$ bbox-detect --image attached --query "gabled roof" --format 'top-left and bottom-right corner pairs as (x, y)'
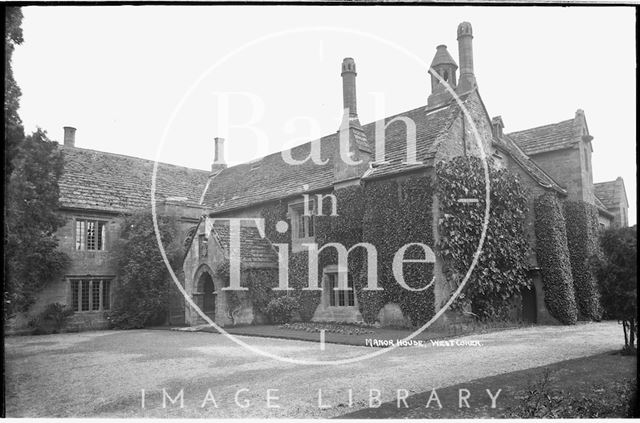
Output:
(59, 146), (210, 213)
(202, 97), (466, 213)
(210, 222), (278, 268)
(594, 178), (628, 210)
(495, 134), (567, 195)
(507, 118), (578, 155)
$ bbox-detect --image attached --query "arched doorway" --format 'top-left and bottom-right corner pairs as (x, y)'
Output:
(521, 285), (537, 323)
(196, 271), (216, 320)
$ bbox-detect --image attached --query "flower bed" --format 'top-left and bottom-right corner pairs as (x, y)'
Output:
(278, 322), (375, 336)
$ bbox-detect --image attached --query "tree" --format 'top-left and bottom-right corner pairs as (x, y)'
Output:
(5, 7), (25, 178)
(107, 210), (183, 329)
(4, 7), (70, 319)
(594, 225), (637, 353)
(4, 130), (70, 318)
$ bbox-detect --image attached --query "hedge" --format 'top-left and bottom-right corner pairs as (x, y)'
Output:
(563, 201), (603, 321)
(534, 193), (577, 325)
(436, 156), (530, 320)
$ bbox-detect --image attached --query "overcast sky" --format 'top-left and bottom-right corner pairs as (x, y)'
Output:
(13, 6), (636, 224)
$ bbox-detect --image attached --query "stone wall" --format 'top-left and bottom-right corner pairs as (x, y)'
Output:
(529, 147), (586, 202)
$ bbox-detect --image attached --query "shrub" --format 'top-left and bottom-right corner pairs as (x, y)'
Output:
(593, 226), (637, 351)
(29, 303), (74, 334)
(505, 370), (637, 418)
(534, 193), (577, 325)
(436, 156), (530, 320)
(265, 296), (300, 324)
(563, 201), (602, 320)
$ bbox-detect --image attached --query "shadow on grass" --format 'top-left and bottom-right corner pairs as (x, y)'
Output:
(338, 351), (637, 419)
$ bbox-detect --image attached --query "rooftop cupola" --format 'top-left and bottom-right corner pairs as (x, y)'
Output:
(456, 21), (476, 93)
(427, 44), (458, 107)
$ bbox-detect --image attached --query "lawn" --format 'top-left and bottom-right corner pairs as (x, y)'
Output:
(4, 321), (630, 418)
(339, 351), (638, 418)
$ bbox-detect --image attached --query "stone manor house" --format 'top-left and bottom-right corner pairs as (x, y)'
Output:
(11, 22), (629, 331)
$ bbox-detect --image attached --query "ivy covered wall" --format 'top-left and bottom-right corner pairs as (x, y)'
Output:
(436, 156), (530, 320)
(362, 174), (435, 326)
(260, 199), (322, 321)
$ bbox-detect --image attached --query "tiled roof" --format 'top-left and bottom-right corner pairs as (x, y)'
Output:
(594, 180), (622, 210)
(507, 118), (578, 155)
(211, 222), (278, 268)
(59, 146), (210, 213)
(202, 98), (464, 213)
(362, 102), (462, 180)
(496, 135), (567, 195)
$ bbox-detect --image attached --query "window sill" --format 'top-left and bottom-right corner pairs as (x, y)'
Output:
(325, 305), (358, 310)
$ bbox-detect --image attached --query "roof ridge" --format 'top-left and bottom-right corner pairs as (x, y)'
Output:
(594, 179), (619, 186)
(506, 117), (574, 136)
(221, 101), (457, 171)
(60, 145), (211, 174)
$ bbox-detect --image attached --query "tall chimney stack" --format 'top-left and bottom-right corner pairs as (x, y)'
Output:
(341, 58), (359, 124)
(456, 22), (476, 93)
(211, 137), (227, 172)
(63, 126), (76, 147)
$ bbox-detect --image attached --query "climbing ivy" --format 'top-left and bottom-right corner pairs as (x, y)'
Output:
(260, 200), (321, 321)
(436, 156), (530, 320)
(363, 175), (435, 326)
(213, 260), (279, 324)
(563, 201), (602, 321)
(316, 186), (372, 322)
(534, 193), (577, 325)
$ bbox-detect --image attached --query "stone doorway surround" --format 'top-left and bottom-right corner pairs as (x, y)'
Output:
(192, 264), (219, 323)
(312, 264), (364, 323)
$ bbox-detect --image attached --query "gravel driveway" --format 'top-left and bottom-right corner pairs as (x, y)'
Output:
(4, 321), (623, 417)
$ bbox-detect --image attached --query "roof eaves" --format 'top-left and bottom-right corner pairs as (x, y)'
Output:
(596, 203), (614, 218)
(207, 183), (335, 216)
